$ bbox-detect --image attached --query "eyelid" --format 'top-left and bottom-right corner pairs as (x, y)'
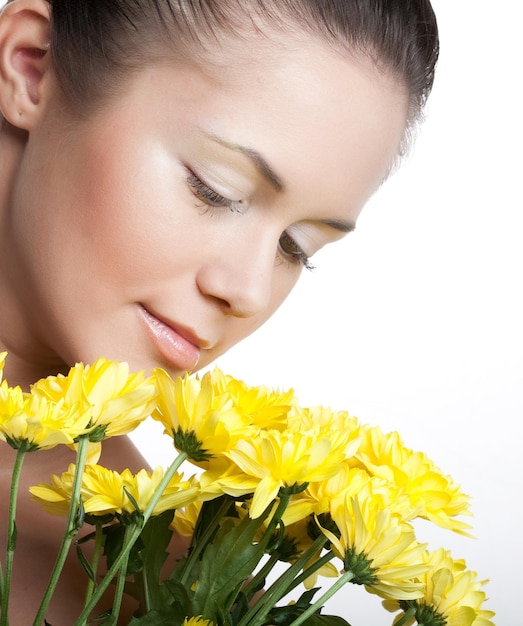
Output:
(186, 169), (245, 214)
(278, 231), (315, 271)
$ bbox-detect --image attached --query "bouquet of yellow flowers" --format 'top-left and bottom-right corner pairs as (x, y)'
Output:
(0, 354), (495, 625)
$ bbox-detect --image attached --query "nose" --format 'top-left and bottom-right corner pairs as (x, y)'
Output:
(196, 237), (275, 318)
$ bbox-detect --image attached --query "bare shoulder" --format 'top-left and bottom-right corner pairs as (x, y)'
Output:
(99, 434), (152, 472)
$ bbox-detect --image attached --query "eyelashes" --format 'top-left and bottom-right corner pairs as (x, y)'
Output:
(186, 171), (315, 271)
(278, 232), (315, 271)
(187, 172), (244, 214)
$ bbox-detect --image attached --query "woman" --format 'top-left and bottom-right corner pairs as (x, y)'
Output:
(0, 0), (438, 622)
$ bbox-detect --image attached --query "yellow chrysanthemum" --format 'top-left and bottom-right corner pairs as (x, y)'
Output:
(0, 384), (91, 450)
(384, 548), (495, 626)
(153, 368), (254, 463)
(320, 489), (428, 601)
(199, 461), (259, 500)
(171, 500), (203, 537)
(29, 463), (76, 516)
(30, 464), (200, 519)
(283, 465), (412, 528)
(280, 463), (358, 527)
(354, 425), (472, 534)
(31, 357), (156, 440)
(288, 405), (360, 437)
(226, 428), (350, 519)
(216, 371), (296, 431)
(288, 405), (362, 464)
(182, 618), (215, 626)
(199, 410), (360, 509)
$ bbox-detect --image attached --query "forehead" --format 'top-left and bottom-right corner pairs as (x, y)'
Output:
(63, 28), (408, 224)
(178, 31), (409, 212)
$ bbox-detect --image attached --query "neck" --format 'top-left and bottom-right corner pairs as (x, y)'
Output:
(0, 121), (69, 389)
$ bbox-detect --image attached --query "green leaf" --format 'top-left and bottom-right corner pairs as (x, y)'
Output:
(264, 589), (352, 626)
(191, 496), (238, 547)
(8, 520), (17, 551)
(128, 606), (186, 625)
(133, 510), (175, 610)
(103, 522), (144, 576)
(266, 609), (351, 626)
(163, 578), (193, 609)
(191, 511), (271, 619)
(76, 542), (96, 583)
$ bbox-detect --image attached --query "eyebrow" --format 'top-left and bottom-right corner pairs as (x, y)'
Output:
(203, 131), (284, 192)
(202, 130), (356, 234)
(320, 219), (356, 233)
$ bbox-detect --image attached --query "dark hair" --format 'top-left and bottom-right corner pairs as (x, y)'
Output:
(45, 0), (438, 124)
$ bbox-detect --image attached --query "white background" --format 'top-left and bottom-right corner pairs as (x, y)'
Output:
(136, 1), (522, 623)
(2, 0), (519, 623)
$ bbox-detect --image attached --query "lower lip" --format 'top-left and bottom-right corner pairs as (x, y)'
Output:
(137, 306), (200, 371)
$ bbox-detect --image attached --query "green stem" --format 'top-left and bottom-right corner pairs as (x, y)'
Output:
(83, 523), (105, 606)
(138, 556), (151, 616)
(32, 435), (90, 626)
(105, 525), (133, 626)
(263, 493), (292, 538)
(73, 451), (189, 626)
(179, 496), (233, 587)
(1, 444), (28, 626)
(283, 549), (335, 597)
(237, 534), (327, 626)
(393, 607), (417, 626)
(286, 568), (355, 626)
(241, 551), (280, 598)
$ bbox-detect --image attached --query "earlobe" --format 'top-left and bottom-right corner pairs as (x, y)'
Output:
(0, 0), (51, 130)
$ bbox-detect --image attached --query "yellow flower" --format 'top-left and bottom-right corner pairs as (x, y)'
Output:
(283, 465), (412, 528)
(199, 461), (259, 500)
(182, 618), (215, 626)
(384, 548), (495, 626)
(226, 428), (349, 519)
(30, 464), (200, 520)
(320, 489), (428, 601)
(171, 500), (203, 537)
(0, 385), (91, 451)
(216, 371), (296, 431)
(152, 368), (253, 463)
(31, 357), (156, 440)
(354, 425), (472, 535)
(29, 463), (76, 516)
(288, 405), (360, 437)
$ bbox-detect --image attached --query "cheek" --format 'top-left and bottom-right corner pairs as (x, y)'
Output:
(63, 134), (188, 285)
(240, 265), (301, 338)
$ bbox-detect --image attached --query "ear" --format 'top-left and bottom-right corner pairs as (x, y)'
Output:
(0, 0), (52, 130)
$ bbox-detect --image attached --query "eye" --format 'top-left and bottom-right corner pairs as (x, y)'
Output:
(186, 172), (244, 214)
(278, 232), (315, 271)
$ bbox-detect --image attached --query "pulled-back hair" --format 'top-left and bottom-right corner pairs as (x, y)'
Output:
(44, 0), (438, 123)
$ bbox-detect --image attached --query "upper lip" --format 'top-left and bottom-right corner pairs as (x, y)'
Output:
(139, 304), (213, 350)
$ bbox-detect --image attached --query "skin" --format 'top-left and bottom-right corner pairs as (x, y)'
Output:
(0, 0), (409, 622)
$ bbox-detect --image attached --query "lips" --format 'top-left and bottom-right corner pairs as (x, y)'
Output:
(137, 304), (203, 372)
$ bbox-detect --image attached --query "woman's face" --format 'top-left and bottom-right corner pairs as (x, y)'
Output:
(5, 33), (408, 380)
